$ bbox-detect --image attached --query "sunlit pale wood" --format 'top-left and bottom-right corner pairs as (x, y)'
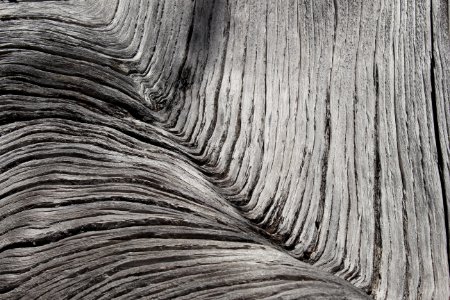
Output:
(0, 0), (448, 299)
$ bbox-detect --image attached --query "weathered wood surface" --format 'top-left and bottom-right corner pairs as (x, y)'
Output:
(0, 0), (448, 299)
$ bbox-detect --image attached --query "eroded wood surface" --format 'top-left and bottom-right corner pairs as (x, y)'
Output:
(0, 0), (448, 299)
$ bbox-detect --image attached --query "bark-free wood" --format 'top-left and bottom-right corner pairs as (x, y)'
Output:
(0, 0), (448, 299)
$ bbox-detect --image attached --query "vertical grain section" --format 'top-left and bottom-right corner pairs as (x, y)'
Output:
(431, 0), (450, 266)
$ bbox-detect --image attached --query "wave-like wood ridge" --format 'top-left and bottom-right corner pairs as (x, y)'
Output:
(0, 0), (448, 299)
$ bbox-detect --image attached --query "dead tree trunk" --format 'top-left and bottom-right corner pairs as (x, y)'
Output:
(0, 0), (448, 299)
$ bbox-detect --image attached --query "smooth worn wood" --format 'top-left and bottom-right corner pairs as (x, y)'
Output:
(0, 0), (448, 299)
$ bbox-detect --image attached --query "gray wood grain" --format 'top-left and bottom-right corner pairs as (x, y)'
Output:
(0, 0), (448, 299)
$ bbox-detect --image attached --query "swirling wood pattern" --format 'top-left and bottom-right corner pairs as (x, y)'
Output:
(0, 0), (448, 299)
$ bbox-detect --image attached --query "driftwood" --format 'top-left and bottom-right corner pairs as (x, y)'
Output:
(0, 0), (448, 299)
